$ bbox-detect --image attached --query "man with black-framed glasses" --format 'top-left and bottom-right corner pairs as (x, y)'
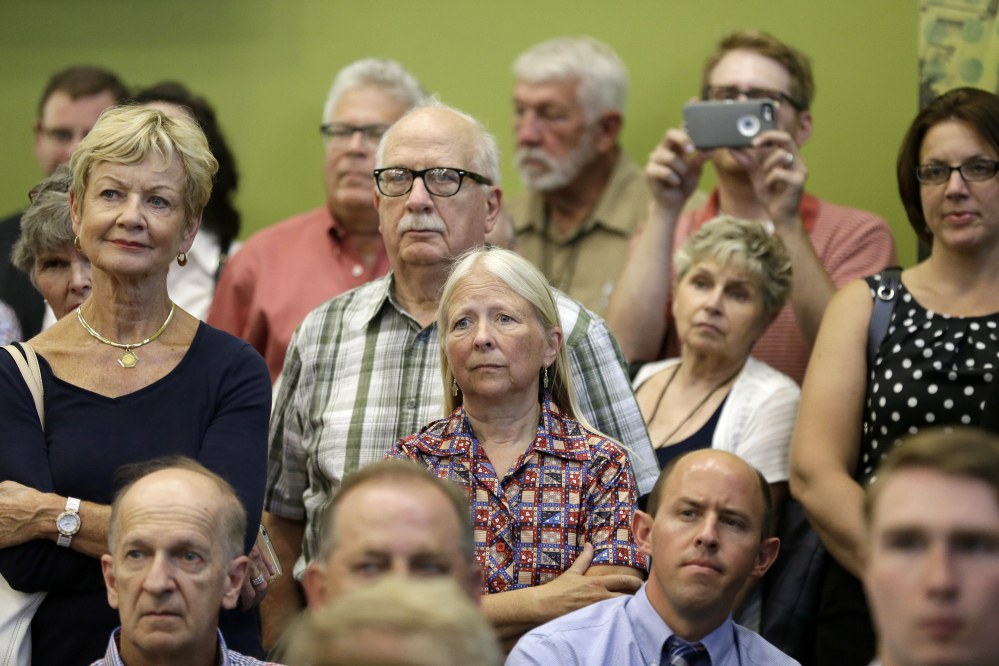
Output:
(264, 100), (660, 648)
(208, 58), (426, 386)
(608, 29), (897, 387)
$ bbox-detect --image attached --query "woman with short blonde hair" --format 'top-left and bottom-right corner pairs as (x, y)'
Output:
(0, 106), (272, 666)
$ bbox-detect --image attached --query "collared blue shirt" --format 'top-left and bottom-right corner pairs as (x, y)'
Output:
(506, 583), (799, 666)
(90, 627), (283, 666)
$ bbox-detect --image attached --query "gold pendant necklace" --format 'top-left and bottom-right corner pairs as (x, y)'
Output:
(77, 302), (176, 369)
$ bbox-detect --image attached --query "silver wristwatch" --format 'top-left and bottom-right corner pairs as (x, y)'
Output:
(56, 497), (81, 547)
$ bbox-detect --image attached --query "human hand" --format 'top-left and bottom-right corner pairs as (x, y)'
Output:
(0, 481), (49, 549)
(729, 130), (807, 231)
(534, 543), (643, 621)
(646, 128), (712, 215)
(238, 544), (275, 611)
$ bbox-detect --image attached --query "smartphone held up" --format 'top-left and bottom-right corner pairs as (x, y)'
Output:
(683, 100), (776, 150)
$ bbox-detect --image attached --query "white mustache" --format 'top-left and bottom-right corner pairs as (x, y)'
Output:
(515, 147), (557, 171)
(396, 212), (446, 234)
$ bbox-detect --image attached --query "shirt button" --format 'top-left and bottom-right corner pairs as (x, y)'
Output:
(408, 399), (416, 409)
(352, 264), (363, 277)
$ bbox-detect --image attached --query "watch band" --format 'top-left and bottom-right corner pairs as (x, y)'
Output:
(57, 497), (81, 548)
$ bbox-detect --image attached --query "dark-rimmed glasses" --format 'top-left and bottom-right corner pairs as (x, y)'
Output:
(703, 85), (805, 112)
(320, 123), (390, 147)
(373, 167), (492, 197)
(916, 159), (999, 186)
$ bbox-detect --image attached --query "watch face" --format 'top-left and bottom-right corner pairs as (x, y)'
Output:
(57, 512), (80, 535)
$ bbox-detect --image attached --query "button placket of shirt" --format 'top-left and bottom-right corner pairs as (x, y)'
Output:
(399, 324), (434, 434)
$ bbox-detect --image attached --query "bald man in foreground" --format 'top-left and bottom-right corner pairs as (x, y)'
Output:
(96, 459), (282, 666)
(508, 450), (797, 665)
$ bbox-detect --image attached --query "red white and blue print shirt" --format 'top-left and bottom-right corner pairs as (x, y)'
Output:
(387, 392), (646, 593)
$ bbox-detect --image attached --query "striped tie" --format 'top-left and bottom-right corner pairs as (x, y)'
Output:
(663, 635), (709, 666)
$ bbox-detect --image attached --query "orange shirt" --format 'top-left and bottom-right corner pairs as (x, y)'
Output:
(207, 207), (390, 383)
(663, 191), (897, 384)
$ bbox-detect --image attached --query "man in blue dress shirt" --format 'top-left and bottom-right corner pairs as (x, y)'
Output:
(507, 449), (797, 666)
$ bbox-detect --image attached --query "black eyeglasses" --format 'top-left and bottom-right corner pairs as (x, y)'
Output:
(373, 167), (492, 198)
(320, 123), (390, 147)
(916, 159), (999, 186)
(703, 85), (805, 111)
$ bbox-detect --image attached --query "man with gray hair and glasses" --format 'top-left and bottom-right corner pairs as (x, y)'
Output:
(507, 36), (675, 316)
(208, 58), (426, 383)
(264, 100), (657, 650)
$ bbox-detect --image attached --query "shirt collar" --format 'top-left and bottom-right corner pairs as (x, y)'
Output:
(104, 627), (228, 666)
(356, 272), (427, 334)
(514, 151), (638, 239)
(625, 584), (738, 666)
(407, 391), (593, 462)
(693, 188), (820, 234)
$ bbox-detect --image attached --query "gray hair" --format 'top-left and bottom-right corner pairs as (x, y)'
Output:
(12, 165), (75, 284)
(375, 97), (501, 186)
(322, 58), (427, 124)
(513, 36), (628, 123)
(437, 247), (585, 426)
(284, 577), (502, 666)
(674, 215), (793, 322)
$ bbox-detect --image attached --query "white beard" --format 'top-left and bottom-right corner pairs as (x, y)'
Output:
(515, 130), (597, 192)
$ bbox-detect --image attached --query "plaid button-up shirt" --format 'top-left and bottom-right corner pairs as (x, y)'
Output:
(265, 273), (657, 579)
(387, 393), (646, 592)
(90, 628), (282, 666)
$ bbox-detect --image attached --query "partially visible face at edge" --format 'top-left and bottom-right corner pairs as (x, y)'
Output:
(32, 243), (92, 319)
(864, 468), (999, 666)
(34, 90), (118, 177)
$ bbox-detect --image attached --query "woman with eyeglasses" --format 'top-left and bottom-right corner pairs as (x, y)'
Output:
(790, 86), (999, 666)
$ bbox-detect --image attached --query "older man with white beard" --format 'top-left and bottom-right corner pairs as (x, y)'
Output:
(506, 37), (696, 316)
(263, 101), (659, 647)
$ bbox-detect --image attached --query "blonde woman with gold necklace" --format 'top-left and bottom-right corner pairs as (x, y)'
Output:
(0, 107), (272, 666)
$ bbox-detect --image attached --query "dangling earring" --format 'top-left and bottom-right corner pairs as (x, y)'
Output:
(543, 366), (549, 390)
(452, 377), (459, 396)
(74, 236), (82, 252)
(177, 252), (188, 267)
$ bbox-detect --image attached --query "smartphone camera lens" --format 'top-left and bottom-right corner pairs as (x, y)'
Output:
(737, 114), (761, 138)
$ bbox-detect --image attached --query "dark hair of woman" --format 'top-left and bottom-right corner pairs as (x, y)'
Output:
(896, 86), (999, 245)
(130, 82), (241, 250)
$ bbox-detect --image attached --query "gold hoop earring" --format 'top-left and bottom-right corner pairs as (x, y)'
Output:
(177, 253), (188, 267)
(74, 236), (82, 252)
(452, 377), (459, 396)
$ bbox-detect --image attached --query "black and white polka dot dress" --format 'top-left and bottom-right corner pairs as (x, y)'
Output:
(859, 275), (999, 485)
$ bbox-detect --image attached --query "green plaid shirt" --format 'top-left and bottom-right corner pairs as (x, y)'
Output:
(265, 272), (657, 579)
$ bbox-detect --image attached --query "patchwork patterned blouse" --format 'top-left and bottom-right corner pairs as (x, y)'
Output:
(387, 392), (646, 593)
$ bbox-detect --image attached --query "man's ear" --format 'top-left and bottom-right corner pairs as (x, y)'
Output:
(793, 109), (813, 147)
(102, 554), (120, 610)
(221, 556), (250, 610)
(33, 119), (44, 163)
(749, 537), (781, 580)
(633, 510), (654, 559)
(594, 110), (623, 154)
(302, 561), (329, 612)
(483, 186), (502, 237)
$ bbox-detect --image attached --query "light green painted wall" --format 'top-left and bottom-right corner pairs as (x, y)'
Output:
(0, 0), (920, 266)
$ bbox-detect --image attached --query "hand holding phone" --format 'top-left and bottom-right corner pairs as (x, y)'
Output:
(683, 100), (777, 150)
(646, 128), (710, 213)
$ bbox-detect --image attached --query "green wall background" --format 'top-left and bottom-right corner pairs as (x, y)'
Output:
(0, 0), (920, 266)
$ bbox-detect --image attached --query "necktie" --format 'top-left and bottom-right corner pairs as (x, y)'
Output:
(663, 635), (709, 666)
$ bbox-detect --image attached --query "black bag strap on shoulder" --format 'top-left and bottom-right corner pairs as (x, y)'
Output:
(867, 268), (902, 369)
